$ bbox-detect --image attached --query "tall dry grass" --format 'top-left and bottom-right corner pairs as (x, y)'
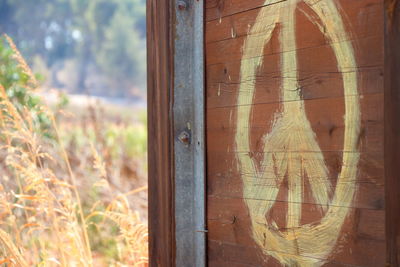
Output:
(0, 35), (148, 266)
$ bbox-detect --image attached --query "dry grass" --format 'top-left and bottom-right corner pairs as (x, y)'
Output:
(3, 34), (38, 89)
(0, 36), (148, 266)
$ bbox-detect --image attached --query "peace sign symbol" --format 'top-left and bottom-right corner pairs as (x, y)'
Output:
(235, 0), (361, 266)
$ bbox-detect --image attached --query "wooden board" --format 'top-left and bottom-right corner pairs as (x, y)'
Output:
(147, 1), (175, 266)
(205, 0), (386, 266)
(384, 0), (400, 265)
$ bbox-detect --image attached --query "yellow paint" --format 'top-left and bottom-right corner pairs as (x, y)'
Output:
(235, 0), (360, 266)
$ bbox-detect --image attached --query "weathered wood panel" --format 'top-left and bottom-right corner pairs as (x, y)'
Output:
(206, 0), (385, 266)
(147, 0), (175, 266)
(384, 0), (400, 265)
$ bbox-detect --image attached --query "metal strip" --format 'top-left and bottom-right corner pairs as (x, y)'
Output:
(174, 0), (205, 266)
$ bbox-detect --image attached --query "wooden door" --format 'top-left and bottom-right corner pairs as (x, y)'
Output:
(205, 0), (387, 266)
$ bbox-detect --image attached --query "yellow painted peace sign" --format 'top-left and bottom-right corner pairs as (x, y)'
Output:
(235, 0), (360, 266)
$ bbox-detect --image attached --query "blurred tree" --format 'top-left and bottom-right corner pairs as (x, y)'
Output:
(95, 1), (146, 91)
(0, 0), (146, 97)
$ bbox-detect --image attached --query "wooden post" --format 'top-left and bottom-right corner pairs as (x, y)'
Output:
(147, 0), (205, 266)
(385, 0), (400, 265)
(147, 0), (175, 266)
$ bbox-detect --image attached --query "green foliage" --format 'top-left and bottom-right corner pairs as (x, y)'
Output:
(84, 188), (120, 261)
(0, 0), (146, 96)
(104, 124), (147, 159)
(56, 91), (70, 110)
(96, 4), (146, 89)
(64, 121), (147, 161)
(0, 36), (52, 136)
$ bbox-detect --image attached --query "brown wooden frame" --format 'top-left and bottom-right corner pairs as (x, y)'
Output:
(147, 0), (206, 266)
(147, 0), (175, 266)
(385, 0), (400, 265)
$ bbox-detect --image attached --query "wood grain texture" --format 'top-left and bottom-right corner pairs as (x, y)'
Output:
(206, 0), (385, 266)
(147, 0), (175, 266)
(385, 0), (400, 265)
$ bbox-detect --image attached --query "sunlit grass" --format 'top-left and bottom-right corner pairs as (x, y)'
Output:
(0, 34), (148, 266)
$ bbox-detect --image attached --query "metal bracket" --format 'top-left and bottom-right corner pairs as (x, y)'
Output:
(173, 0), (205, 266)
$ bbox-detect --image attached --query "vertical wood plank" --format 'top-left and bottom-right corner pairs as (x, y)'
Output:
(385, 0), (400, 265)
(147, 0), (175, 266)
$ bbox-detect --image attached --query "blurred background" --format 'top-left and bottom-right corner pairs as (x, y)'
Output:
(0, 0), (148, 265)
(0, 0), (147, 99)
